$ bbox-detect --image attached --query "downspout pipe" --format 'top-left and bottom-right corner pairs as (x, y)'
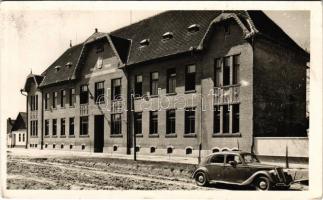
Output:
(20, 89), (28, 149)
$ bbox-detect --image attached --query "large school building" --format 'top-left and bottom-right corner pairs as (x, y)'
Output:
(22, 11), (309, 160)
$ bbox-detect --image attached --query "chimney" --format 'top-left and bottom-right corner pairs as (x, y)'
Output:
(69, 40), (72, 48)
(95, 28), (98, 33)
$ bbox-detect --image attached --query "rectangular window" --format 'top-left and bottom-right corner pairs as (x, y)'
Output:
(149, 111), (158, 134)
(52, 119), (57, 136)
(45, 120), (49, 136)
(61, 118), (65, 135)
(134, 112), (142, 135)
(23, 134), (25, 142)
(185, 108), (195, 134)
(19, 134), (21, 142)
(150, 72), (159, 96)
(167, 68), (176, 93)
(224, 23), (230, 35)
(166, 109), (176, 134)
(60, 90), (66, 108)
(185, 65), (196, 91)
(30, 96), (33, 111)
(30, 96), (38, 111)
(69, 117), (74, 135)
(111, 114), (121, 135)
(80, 116), (89, 135)
(214, 107), (220, 133)
(80, 85), (88, 104)
(111, 78), (121, 100)
(69, 88), (75, 106)
(134, 75), (143, 97)
(223, 105), (230, 133)
(52, 92), (57, 108)
(214, 58), (222, 87)
(95, 81), (105, 103)
(30, 121), (33, 136)
(232, 104), (240, 133)
(35, 95), (38, 110)
(233, 55), (240, 85)
(223, 57), (231, 86)
(45, 93), (49, 110)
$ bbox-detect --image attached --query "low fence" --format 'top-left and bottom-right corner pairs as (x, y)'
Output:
(254, 137), (308, 165)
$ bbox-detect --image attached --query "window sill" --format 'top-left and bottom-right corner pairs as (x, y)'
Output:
(52, 135), (58, 138)
(52, 108), (57, 110)
(212, 133), (241, 137)
(60, 135), (66, 138)
(60, 106), (65, 109)
(148, 134), (159, 138)
(184, 90), (196, 94)
(44, 135), (50, 138)
(69, 105), (75, 108)
(166, 92), (177, 96)
(110, 134), (123, 138)
(149, 95), (159, 98)
(134, 96), (143, 100)
(214, 84), (241, 89)
(79, 134), (90, 138)
(184, 133), (197, 138)
(135, 134), (143, 138)
(80, 103), (89, 106)
(165, 133), (177, 138)
(68, 135), (75, 138)
(30, 136), (39, 138)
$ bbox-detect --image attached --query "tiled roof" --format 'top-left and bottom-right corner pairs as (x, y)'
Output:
(7, 118), (15, 134)
(111, 11), (225, 65)
(38, 11), (308, 87)
(39, 43), (83, 87)
(11, 112), (27, 132)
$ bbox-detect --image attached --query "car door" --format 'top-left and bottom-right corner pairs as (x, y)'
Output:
(222, 154), (251, 183)
(205, 154), (225, 181)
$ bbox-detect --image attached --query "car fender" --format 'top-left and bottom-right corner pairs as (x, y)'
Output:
(240, 171), (274, 186)
(192, 167), (209, 179)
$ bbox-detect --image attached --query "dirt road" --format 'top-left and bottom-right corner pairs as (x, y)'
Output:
(7, 156), (207, 190)
(6, 152), (307, 190)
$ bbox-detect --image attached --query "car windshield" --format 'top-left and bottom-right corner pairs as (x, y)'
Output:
(242, 153), (259, 163)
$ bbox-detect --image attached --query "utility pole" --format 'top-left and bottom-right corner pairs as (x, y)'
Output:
(131, 89), (136, 161)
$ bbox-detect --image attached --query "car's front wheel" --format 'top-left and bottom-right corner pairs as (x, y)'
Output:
(254, 176), (272, 191)
(195, 171), (208, 186)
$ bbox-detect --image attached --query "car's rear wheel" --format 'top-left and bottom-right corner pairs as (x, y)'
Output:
(195, 171), (208, 186)
(254, 176), (272, 191)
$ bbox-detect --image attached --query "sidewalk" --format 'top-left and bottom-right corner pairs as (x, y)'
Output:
(7, 148), (308, 169)
(7, 148), (199, 165)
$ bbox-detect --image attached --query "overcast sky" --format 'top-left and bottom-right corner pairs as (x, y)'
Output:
(1, 9), (309, 121)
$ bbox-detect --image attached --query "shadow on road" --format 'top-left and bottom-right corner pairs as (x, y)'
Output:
(205, 183), (303, 191)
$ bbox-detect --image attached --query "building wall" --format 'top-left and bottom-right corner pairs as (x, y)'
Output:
(200, 20), (254, 155)
(253, 38), (307, 137)
(127, 20), (254, 157)
(41, 39), (128, 153)
(28, 83), (42, 149)
(11, 130), (27, 147)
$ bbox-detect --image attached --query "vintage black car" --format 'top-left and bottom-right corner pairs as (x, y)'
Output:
(192, 151), (293, 190)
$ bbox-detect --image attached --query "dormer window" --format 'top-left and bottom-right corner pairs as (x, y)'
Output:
(55, 66), (61, 72)
(139, 39), (150, 47)
(187, 24), (200, 33)
(65, 62), (73, 68)
(162, 32), (173, 41)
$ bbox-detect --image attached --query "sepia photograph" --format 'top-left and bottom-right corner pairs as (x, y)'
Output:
(0, 1), (322, 199)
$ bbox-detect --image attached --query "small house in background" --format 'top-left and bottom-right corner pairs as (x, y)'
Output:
(7, 112), (27, 148)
